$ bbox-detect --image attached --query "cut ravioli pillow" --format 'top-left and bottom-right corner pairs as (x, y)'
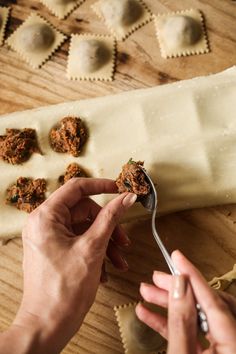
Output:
(154, 9), (209, 58)
(92, 0), (153, 40)
(67, 34), (116, 81)
(7, 13), (66, 68)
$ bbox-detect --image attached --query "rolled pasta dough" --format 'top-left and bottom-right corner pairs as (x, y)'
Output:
(0, 67), (236, 241)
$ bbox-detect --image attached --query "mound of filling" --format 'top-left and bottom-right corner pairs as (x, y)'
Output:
(50, 117), (87, 157)
(77, 39), (111, 74)
(0, 128), (40, 164)
(6, 177), (46, 213)
(161, 15), (202, 49)
(59, 163), (87, 185)
(116, 159), (150, 197)
(19, 23), (55, 53)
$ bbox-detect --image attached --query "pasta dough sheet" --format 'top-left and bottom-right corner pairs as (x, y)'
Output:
(0, 67), (236, 241)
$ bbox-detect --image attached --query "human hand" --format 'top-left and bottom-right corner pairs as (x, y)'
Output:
(136, 250), (236, 354)
(12, 178), (137, 354)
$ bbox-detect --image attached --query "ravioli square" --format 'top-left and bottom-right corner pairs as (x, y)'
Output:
(114, 303), (166, 354)
(0, 7), (10, 46)
(92, 0), (153, 41)
(67, 33), (116, 81)
(39, 0), (85, 20)
(154, 9), (209, 58)
(6, 13), (66, 69)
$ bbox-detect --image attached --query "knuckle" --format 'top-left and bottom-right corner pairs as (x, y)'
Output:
(205, 290), (228, 314)
(66, 176), (83, 188)
(75, 243), (102, 270)
(214, 295), (229, 312)
(23, 205), (53, 244)
(170, 313), (185, 330)
(102, 207), (118, 225)
(170, 308), (196, 330)
(86, 237), (105, 256)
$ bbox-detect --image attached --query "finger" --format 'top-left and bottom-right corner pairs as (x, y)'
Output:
(71, 198), (131, 246)
(70, 197), (100, 224)
(153, 271), (172, 292)
(218, 291), (236, 318)
(47, 178), (117, 209)
(112, 225), (131, 248)
(81, 192), (137, 248)
(172, 250), (220, 312)
(168, 275), (198, 354)
(106, 240), (129, 271)
(172, 250), (236, 340)
(100, 261), (108, 283)
(135, 303), (168, 339)
(140, 283), (168, 308)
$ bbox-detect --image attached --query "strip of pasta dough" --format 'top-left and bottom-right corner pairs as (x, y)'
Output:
(0, 67), (236, 242)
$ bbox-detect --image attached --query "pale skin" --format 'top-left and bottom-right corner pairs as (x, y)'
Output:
(0, 178), (235, 353)
(136, 251), (236, 354)
(0, 178), (137, 354)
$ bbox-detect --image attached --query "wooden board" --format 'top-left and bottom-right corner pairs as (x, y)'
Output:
(0, 0), (236, 353)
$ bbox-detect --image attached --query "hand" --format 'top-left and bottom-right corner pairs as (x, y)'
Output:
(136, 250), (236, 354)
(10, 178), (137, 354)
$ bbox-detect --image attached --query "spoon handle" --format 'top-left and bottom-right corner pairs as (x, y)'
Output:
(151, 208), (209, 334)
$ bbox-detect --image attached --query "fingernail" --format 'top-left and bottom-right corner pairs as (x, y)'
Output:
(172, 275), (186, 299)
(122, 193), (137, 208)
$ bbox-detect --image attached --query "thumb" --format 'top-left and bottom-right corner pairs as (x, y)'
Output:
(82, 192), (137, 247)
(167, 275), (198, 354)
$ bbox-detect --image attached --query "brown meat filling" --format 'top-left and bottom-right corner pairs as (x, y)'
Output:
(50, 117), (87, 157)
(0, 128), (40, 164)
(116, 159), (150, 197)
(59, 163), (87, 185)
(6, 177), (46, 213)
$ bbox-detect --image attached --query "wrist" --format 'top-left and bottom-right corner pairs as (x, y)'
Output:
(0, 324), (47, 354)
(12, 292), (89, 354)
(12, 306), (65, 354)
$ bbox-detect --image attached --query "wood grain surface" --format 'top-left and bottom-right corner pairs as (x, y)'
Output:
(0, 0), (236, 353)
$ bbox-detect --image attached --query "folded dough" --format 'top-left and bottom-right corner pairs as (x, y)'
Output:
(0, 67), (236, 241)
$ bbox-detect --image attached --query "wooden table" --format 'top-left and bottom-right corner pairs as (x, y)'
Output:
(0, 0), (236, 353)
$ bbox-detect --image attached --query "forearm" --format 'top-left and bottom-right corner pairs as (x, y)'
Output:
(0, 316), (73, 354)
(2, 291), (90, 354)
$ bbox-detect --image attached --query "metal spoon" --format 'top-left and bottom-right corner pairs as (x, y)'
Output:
(140, 167), (209, 334)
